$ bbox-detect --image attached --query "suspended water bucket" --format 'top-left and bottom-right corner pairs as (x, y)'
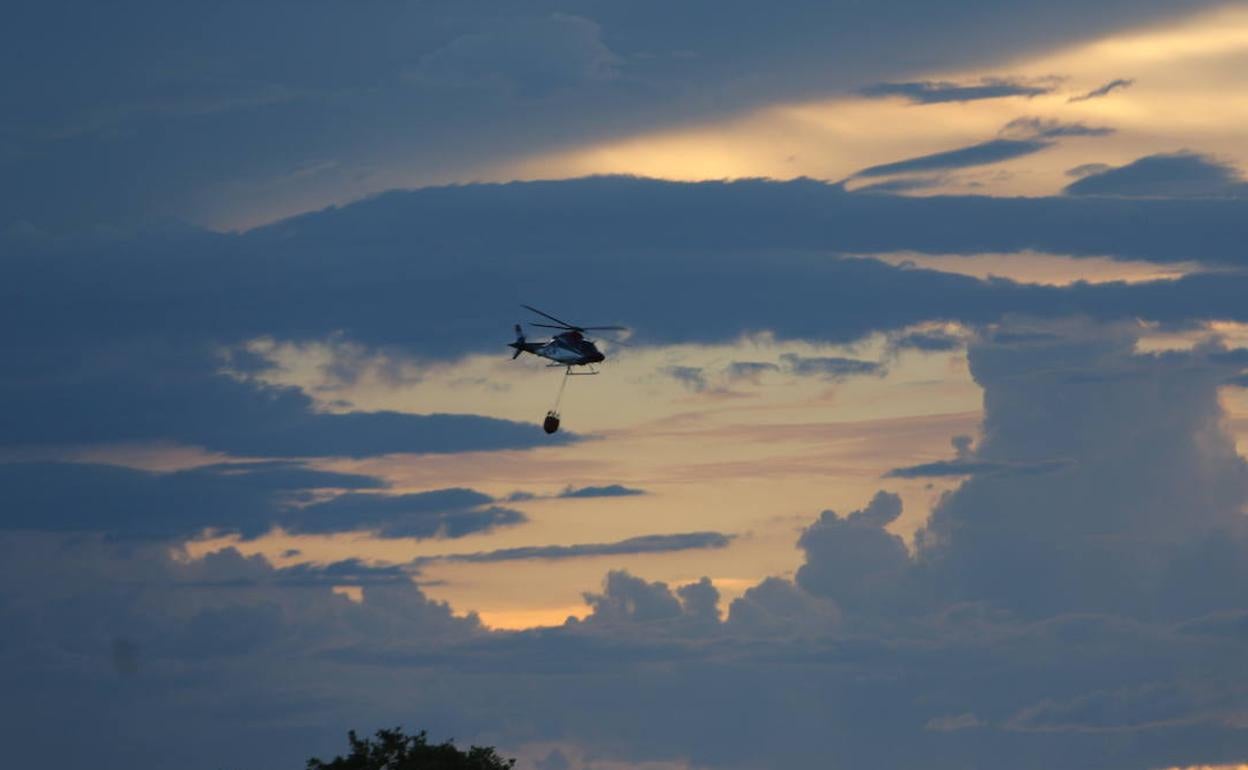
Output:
(543, 411), (561, 434)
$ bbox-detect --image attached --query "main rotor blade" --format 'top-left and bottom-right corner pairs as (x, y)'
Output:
(529, 323), (572, 330)
(521, 304), (577, 329)
(579, 325), (627, 331)
(594, 336), (633, 347)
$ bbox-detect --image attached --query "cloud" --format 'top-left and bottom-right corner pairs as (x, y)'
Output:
(1064, 152), (1248, 198)
(557, 484), (646, 498)
(412, 14), (621, 93)
(999, 117), (1115, 139)
(2, 0), (1211, 230)
(794, 491), (911, 615)
(885, 447), (1072, 477)
(1068, 77), (1135, 102)
(577, 570), (719, 629)
(661, 365), (710, 392)
(5, 319), (1248, 770)
(0, 460), (522, 541)
(725, 576), (841, 636)
(420, 532), (732, 565)
(780, 353), (884, 380)
(858, 77), (1055, 103)
(852, 176), (949, 194)
(853, 119), (1111, 180)
(724, 361), (781, 382)
(852, 139), (1052, 178)
(1066, 162), (1113, 178)
(915, 320), (1248, 620)
(884, 458), (1065, 477)
(0, 342), (572, 458)
(0, 460), (381, 540)
(287, 489), (526, 539)
(9, 176), (1248, 468)
(886, 328), (965, 352)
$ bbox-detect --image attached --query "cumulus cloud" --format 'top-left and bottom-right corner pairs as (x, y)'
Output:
(725, 576), (841, 636)
(5, 319), (1248, 769)
(916, 321), (1248, 619)
(578, 570), (705, 628)
(794, 491), (911, 616)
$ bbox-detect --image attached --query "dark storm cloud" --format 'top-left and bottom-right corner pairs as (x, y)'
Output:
(17, 176), (1248, 360)
(858, 78), (1055, 103)
(6, 316), (1248, 770)
(1, 0), (1213, 230)
(8, 176), (1248, 462)
(0, 460), (380, 539)
(915, 322), (1248, 620)
(417, 532), (732, 565)
(0, 460), (518, 541)
(0, 338), (570, 457)
(1068, 77), (1135, 102)
(1064, 151), (1248, 198)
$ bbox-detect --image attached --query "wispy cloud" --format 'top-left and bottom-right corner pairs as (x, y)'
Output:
(1067, 77), (1134, 102)
(557, 484), (646, 499)
(416, 532), (733, 564)
(859, 77), (1056, 104)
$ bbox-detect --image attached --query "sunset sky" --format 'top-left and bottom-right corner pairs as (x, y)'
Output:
(4, 2), (1248, 768)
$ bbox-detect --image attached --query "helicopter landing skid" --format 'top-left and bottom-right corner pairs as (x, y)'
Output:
(547, 364), (599, 375)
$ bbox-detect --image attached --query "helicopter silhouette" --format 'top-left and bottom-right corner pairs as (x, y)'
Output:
(508, 305), (627, 433)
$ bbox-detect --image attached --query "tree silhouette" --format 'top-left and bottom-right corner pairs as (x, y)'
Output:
(307, 728), (515, 770)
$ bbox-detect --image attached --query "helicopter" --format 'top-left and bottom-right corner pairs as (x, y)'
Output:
(508, 305), (627, 433)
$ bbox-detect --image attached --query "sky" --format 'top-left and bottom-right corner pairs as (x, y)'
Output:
(3, 2), (1248, 769)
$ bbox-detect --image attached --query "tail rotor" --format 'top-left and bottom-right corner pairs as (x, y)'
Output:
(509, 323), (525, 360)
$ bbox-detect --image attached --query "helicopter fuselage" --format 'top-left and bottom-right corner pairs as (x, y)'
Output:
(511, 330), (605, 367)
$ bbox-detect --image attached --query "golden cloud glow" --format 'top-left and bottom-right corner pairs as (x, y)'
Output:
(867, 251), (1202, 286)
(184, 334), (979, 626)
(487, 4), (1248, 201)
